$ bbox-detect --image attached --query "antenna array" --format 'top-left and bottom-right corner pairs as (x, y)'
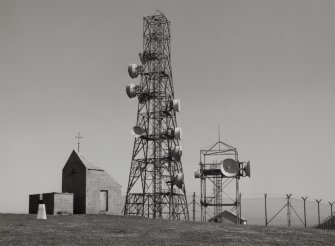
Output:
(195, 140), (250, 223)
(123, 12), (189, 220)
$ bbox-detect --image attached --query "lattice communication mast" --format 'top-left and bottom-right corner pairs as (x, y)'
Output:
(195, 140), (250, 223)
(124, 11), (189, 220)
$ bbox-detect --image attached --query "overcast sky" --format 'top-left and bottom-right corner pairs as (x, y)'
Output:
(1, 0), (334, 213)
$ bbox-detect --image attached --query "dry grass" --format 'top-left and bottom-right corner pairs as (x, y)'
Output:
(1, 214), (335, 245)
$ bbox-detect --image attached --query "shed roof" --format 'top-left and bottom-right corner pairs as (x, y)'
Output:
(208, 210), (247, 223)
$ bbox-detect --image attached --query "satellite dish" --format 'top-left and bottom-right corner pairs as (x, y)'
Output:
(131, 126), (146, 138)
(174, 173), (184, 189)
(172, 145), (182, 161)
(174, 127), (182, 140)
(244, 161), (251, 178)
(126, 83), (137, 98)
(172, 99), (180, 112)
(128, 64), (142, 78)
(139, 51), (148, 64)
(194, 169), (202, 178)
(139, 51), (145, 64)
(221, 158), (239, 177)
(139, 50), (159, 64)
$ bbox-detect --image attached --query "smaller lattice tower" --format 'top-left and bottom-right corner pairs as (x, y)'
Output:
(123, 11), (189, 220)
(195, 140), (250, 223)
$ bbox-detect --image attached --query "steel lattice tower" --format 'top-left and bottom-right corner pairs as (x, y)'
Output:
(124, 11), (189, 220)
(195, 138), (250, 223)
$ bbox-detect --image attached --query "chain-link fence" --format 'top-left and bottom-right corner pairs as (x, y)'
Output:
(186, 193), (334, 228)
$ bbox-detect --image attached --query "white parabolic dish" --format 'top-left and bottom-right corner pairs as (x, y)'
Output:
(221, 158), (239, 177)
(172, 99), (180, 112)
(175, 127), (182, 140)
(128, 64), (141, 78)
(126, 83), (137, 98)
(174, 173), (184, 189)
(244, 161), (251, 177)
(172, 145), (182, 161)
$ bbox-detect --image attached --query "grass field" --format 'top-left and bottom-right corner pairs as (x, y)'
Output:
(1, 214), (335, 245)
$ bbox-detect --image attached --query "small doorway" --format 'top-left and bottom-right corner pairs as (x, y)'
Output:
(100, 190), (108, 212)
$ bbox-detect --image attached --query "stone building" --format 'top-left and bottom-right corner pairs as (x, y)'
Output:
(62, 150), (122, 214)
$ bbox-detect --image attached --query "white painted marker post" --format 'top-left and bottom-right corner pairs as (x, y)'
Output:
(37, 194), (47, 220)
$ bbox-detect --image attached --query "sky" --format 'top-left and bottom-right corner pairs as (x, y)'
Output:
(0, 0), (334, 213)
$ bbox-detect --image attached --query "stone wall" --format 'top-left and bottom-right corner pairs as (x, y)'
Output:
(86, 170), (122, 214)
(54, 193), (73, 214)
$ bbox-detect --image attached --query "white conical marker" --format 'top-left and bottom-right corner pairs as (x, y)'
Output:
(37, 203), (47, 220)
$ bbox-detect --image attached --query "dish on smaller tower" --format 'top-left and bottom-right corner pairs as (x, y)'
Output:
(220, 158), (239, 177)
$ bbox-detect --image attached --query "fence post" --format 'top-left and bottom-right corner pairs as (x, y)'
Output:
(316, 199), (322, 226)
(193, 192), (196, 221)
(239, 193), (242, 222)
(286, 194), (292, 228)
(329, 202), (334, 218)
(302, 196), (308, 228)
(264, 193), (268, 226)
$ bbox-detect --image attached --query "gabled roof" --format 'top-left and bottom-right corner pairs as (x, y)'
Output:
(64, 150), (121, 188)
(73, 150), (104, 171)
